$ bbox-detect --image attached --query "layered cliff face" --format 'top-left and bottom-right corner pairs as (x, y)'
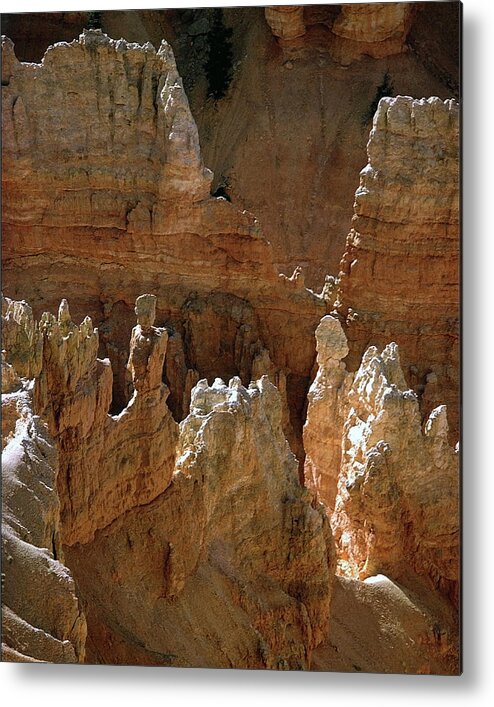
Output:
(328, 2), (414, 65)
(2, 5), (460, 288)
(2, 366), (86, 662)
(1, 8), (460, 674)
(2, 294), (334, 668)
(266, 3), (413, 64)
(303, 315), (459, 670)
(335, 95), (460, 439)
(1, 30), (328, 463)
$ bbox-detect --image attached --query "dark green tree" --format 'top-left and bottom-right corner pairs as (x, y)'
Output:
(87, 11), (102, 30)
(205, 9), (234, 100)
(362, 72), (394, 125)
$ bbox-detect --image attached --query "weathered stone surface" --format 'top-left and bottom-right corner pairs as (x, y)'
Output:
(265, 6), (306, 41)
(312, 574), (459, 675)
(1, 15), (460, 673)
(1, 31), (327, 460)
(2, 294), (43, 380)
(329, 3), (414, 65)
(331, 342), (459, 608)
(1, 392), (86, 662)
(335, 95), (460, 440)
(303, 315), (353, 512)
(65, 375), (335, 669)
(31, 296), (178, 547)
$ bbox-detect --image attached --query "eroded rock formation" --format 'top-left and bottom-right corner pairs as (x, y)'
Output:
(335, 95), (460, 439)
(1, 30), (326, 462)
(303, 315), (353, 513)
(1, 11), (460, 674)
(264, 6), (306, 43)
(2, 294), (335, 668)
(303, 316), (459, 669)
(31, 296), (178, 547)
(329, 3), (414, 65)
(332, 343), (459, 604)
(304, 316), (459, 602)
(1, 390), (86, 662)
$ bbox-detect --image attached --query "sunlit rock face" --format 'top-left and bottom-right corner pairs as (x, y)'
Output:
(303, 316), (459, 670)
(304, 316), (459, 609)
(1, 30), (327, 462)
(1, 390), (86, 662)
(1, 10), (459, 674)
(332, 342), (459, 606)
(335, 95), (460, 441)
(2, 296), (335, 668)
(303, 315), (353, 513)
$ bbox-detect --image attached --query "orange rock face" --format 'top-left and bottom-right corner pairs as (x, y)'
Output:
(336, 95), (460, 439)
(264, 6), (306, 42)
(1, 12), (460, 674)
(303, 317), (459, 670)
(32, 296), (178, 547)
(2, 388), (86, 662)
(329, 3), (414, 64)
(2, 294), (335, 669)
(1, 30), (328, 462)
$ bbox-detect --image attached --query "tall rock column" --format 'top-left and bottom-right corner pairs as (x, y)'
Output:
(332, 342), (459, 608)
(33, 295), (178, 546)
(335, 96), (460, 439)
(303, 315), (353, 513)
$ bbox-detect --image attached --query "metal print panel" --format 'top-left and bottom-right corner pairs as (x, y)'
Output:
(1, 1), (460, 673)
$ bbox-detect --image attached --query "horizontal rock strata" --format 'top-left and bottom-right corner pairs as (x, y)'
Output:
(335, 95), (460, 439)
(1, 30), (327, 461)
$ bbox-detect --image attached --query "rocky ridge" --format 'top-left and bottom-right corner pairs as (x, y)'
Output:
(1, 18), (460, 673)
(1, 30), (328, 463)
(335, 95), (460, 439)
(2, 294), (334, 668)
(1, 298), (459, 672)
(2, 388), (86, 662)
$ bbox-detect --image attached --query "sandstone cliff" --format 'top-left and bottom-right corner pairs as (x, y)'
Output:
(67, 374), (334, 668)
(2, 5), (460, 287)
(1, 9), (460, 674)
(1, 298), (459, 673)
(1, 30), (327, 463)
(303, 316), (459, 670)
(335, 95), (460, 439)
(266, 3), (413, 64)
(2, 382), (86, 661)
(304, 315), (459, 600)
(2, 294), (335, 668)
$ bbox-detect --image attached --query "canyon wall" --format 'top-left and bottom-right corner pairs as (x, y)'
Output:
(335, 95), (460, 439)
(2, 294), (334, 668)
(1, 30), (328, 462)
(2, 303), (87, 662)
(1, 10), (460, 673)
(2, 5), (460, 287)
(266, 3), (413, 64)
(2, 299), (459, 672)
